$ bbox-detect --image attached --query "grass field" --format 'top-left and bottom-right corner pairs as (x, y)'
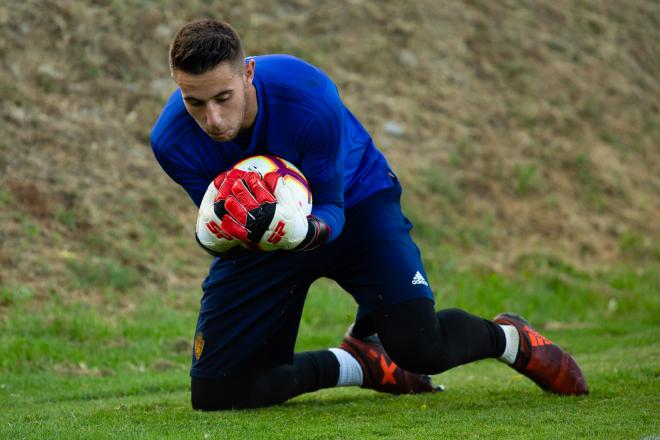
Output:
(2, 259), (658, 439)
(1, 1), (659, 438)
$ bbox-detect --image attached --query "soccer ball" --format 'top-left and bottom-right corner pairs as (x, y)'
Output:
(233, 155), (313, 215)
(196, 155), (313, 254)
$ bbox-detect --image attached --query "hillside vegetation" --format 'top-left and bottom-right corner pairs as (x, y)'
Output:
(1, 0), (659, 298)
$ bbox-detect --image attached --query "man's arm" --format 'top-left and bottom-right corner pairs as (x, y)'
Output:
(297, 92), (346, 244)
(151, 141), (209, 207)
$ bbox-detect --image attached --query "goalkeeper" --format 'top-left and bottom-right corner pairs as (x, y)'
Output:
(150, 19), (588, 410)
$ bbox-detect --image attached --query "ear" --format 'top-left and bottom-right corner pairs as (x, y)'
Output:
(243, 58), (255, 85)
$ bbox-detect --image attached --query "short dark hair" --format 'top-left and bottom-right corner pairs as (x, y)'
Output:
(169, 19), (244, 74)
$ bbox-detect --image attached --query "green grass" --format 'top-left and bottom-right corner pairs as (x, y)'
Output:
(1, 263), (659, 439)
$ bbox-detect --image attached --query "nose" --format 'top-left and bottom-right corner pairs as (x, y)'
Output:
(205, 101), (223, 128)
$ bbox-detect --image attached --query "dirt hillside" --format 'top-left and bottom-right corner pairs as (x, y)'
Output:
(1, 0), (658, 296)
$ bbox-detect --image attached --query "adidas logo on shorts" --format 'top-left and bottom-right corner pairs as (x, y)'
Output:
(411, 271), (429, 286)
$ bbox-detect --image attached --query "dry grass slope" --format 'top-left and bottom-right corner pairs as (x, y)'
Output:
(1, 0), (658, 297)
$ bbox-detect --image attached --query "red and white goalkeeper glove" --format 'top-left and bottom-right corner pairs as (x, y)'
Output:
(195, 169), (247, 256)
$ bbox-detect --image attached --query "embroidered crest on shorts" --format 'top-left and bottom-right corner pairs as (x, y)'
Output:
(194, 331), (205, 360)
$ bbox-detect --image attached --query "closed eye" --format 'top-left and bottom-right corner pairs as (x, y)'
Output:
(185, 98), (204, 107)
(215, 93), (232, 102)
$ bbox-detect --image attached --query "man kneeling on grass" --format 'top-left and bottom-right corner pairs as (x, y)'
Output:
(150, 19), (588, 410)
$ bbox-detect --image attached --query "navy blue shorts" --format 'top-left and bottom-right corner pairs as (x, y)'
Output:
(191, 182), (434, 379)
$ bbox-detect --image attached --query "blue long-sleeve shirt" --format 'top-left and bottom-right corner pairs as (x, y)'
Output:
(151, 54), (395, 242)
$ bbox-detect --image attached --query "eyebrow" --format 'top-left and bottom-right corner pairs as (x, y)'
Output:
(183, 89), (233, 103)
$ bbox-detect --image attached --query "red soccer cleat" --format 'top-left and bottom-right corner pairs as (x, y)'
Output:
(494, 312), (588, 395)
(340, 326), (439, 394)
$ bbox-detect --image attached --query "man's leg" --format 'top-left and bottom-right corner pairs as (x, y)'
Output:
(191, 350), (339, 410)
(353, 298), (506, 375)
(324, 184), (587, 395)
(347, 298), (588, 395)
(190, 249), (336, 410)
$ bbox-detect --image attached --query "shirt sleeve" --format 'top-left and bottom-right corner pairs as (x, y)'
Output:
(297, 93), (346, 242)
(151, 141), (208, 208)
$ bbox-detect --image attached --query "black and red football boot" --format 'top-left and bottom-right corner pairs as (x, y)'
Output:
(494, 312), (588, 395)
(339, 326), (439, 394)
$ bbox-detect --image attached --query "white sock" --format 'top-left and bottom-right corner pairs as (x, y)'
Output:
(329, 348), (363, 387)
(498, 324), (520, 365)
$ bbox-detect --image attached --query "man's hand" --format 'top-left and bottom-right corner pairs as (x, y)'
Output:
(222, 171), (310, 250)
(195, 172), (245, 256)
(212, 168), (249, 218)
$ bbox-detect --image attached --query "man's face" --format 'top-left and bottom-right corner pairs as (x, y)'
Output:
(173, 61), (254, 142)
